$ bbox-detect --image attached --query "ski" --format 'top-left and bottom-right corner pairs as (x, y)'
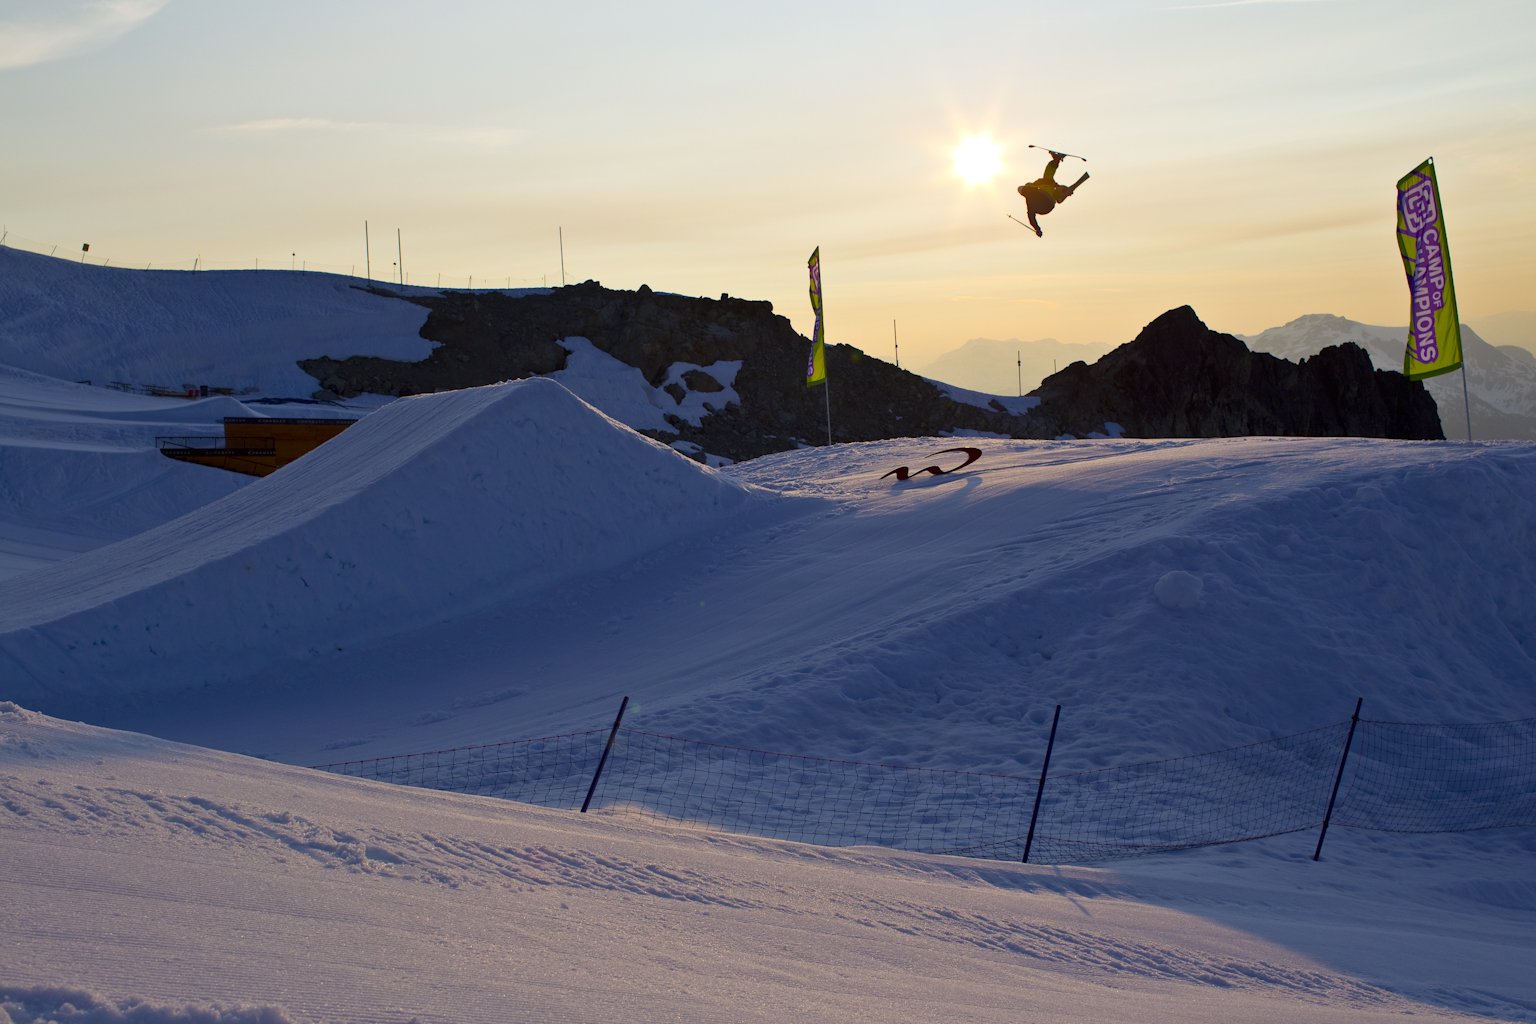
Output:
(1028, 144), (1086, 162)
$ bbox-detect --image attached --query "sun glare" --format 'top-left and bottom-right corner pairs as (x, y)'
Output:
(952, 134), (1002, 186)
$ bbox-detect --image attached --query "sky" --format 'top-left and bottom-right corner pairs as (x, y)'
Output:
(3, 0), (1535, 366)
(1, 253), (1535, 1020)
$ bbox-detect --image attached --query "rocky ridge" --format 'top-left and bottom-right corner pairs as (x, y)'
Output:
(300, 285), (1443, 461)
(1243, 313), (1536, 440)
(1032, 307), (1443, 440)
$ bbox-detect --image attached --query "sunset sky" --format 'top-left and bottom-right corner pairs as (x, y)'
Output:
(3, 0), (1532, 366)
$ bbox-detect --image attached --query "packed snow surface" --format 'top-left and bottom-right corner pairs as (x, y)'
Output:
(1, 247), (1533, 1022)
(4, 703), (1533, 1024)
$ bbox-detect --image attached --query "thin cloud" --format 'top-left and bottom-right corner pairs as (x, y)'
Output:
(211, 117), (525, 148)
(0, 0), (169, 71)
(1163, 0), (1338, 8)
(215, 118), (393, 135)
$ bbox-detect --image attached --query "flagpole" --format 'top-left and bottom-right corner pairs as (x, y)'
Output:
(1397, 157), (1469, 442)
(807, 246), (832, 445)
(822, 264), (830, 446)
(1460, 362), (1473, 440)
(824, 372), (832, 446)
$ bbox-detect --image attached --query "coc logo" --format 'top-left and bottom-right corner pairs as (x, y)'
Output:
(881, 447), (982, 482)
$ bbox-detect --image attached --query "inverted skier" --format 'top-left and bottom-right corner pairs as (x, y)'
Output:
(1016, 151), (1090, 237)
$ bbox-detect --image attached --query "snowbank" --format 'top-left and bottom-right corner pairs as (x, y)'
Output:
(0, 247), (439, 397)
(549, 336), (741, 435)
(0, 378), (783, 707)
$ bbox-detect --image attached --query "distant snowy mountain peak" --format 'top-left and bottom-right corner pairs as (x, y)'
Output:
(917, 335), (1115, 397)
(1242, 313), (1536, 440)
(1274, 313), (1378, 345)
(1243, 313), (1397, 360)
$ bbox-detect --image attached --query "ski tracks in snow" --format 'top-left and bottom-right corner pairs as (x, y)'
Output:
(0, 770), (1436, 1016)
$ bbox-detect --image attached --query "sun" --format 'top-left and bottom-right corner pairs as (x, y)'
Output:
(952, 134), (1003, 186)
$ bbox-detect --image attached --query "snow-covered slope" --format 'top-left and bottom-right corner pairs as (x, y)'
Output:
(0, 377), (782, 710)
(4, 424), (1533, 785)
(1242, 313), (1536, 440)
(2, 252), (1535, 1023)
(0, 245), (446, 397)
(4, 702), (1532, 1024)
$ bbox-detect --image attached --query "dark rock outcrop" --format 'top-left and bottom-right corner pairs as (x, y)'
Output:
(299, 287), (1444, 461)
(302, 282), (1030, 461)
(1029, 306), (1443, 440)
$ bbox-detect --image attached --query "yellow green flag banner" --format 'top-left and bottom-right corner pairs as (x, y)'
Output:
(1396, 159), (1462, 380)
(806, 246), (827, 386)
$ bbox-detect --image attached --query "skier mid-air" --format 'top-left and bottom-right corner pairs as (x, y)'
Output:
(1015, 149), (1089, 237)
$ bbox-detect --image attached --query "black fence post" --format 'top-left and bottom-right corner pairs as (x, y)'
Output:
(1022, 704), (1062, 864)
(581, 695), (630, 813)
(1313, 697), (1363, 861)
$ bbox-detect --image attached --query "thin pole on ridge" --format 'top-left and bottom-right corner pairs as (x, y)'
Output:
(581, 695), (631, 813)
(1459, 366), (1474, 441)
(1313, 697), (1363, 861)
(824, 375), (832, 446)
(1022, 704), (1062, 864)
(364, 221), (371, 281)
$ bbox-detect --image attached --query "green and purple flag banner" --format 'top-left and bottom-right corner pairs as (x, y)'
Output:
(806, 246), (827, 386)
(1396, 159), (1462, 380)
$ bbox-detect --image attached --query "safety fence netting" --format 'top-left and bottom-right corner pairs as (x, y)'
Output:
(312, 714), (1536, 865)
(1022, 722), (1349, 864)
(319, 729), (612, 809)
(1334, 716), (1536, 834)
(581, 730), (1038, 858)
